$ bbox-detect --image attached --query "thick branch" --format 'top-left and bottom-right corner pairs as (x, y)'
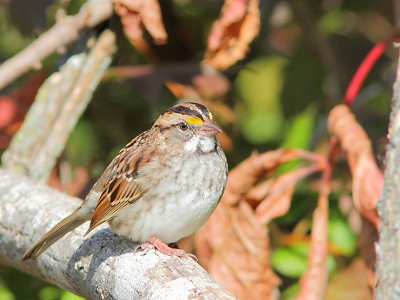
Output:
(375, 48), (400, 299)
(0, 0), (113, 90)
(0, 168), (234, 299)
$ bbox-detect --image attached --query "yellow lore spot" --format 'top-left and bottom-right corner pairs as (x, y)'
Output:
(185, 116), (204, 125)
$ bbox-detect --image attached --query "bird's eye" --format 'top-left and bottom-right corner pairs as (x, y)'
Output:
(178, 122), (189, 131)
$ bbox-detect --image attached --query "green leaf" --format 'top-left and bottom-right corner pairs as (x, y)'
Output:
(39, 286), (62, 300)
(237, 109), (284, 144)
(0, 7), (31, 56)
(271, 246), (308, 278)
(0, 287), (15, 300)
(234, 56), (287, 144)
(280, 105), (316, 149)
(318, 10), (345, 34)
(278, 106), (316, 172)
(60, 291), (85, 300)
(328, 218), (357, 257)
(271, 243), (336, 278)
(281, 283), (300, 300)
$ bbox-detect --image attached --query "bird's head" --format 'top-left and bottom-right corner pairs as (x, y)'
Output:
(154, 102), (222, 153)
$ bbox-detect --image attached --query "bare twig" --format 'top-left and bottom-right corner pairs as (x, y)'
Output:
(2, 30), (116, 182)
(375, 47), (400, 300)
(0, 0), (113, 90)
(0, 168), (235, 300)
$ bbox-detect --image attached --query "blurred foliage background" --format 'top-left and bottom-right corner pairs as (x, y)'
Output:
(0, 0), (394, 299)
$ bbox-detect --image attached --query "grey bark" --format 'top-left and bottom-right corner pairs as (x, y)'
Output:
(375, 48), (400, 299)
(0, 169), (235, 300)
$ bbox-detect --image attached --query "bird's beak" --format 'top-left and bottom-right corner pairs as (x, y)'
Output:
(199, 120), (222, 136)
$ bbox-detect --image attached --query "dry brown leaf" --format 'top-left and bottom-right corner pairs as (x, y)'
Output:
(114, 0), (167, 61)
(114, 2), (142, 41)
(203, 0), (260, 70)
(250, 166), (321, 223)
(197, 201), (279, 300)
(328, 106), (379, 290)
(328, 105), (381, 228)
(195, 149), (327, 300)
(114, 0), (167, 43)
(295, 170), (330, 300)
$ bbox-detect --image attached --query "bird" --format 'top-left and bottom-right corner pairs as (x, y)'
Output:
(22, 102), (227, 260)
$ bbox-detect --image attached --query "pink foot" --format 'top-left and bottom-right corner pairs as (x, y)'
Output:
(135, 236), (197, 260)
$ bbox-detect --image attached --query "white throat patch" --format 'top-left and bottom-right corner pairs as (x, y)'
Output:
(184, 135), (216, 153)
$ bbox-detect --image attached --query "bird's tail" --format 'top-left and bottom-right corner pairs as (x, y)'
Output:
(22, 210), (87, 260)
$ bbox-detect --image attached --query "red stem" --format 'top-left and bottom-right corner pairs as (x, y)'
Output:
(344, 40), (390, 106)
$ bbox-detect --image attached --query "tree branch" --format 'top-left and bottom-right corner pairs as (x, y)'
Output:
(375, 47), (400, 299)
(2, 29), (115, 183)
(0, 168), (234, 299)
(0, 0), (113, 90)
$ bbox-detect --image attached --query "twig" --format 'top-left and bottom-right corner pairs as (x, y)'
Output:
(344, 40), (391, 106)
(2, 30), (116, 182)
(375, 47), (400, 299)
(0, 0), (113, 90)
(0, 168), (235, 300)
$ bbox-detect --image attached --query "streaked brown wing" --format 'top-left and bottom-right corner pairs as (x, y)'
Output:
(86, 178), (144, 233)
(86, 144), (156, 234)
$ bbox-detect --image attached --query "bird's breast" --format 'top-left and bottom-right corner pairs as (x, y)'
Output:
(109, 150), (227, 243)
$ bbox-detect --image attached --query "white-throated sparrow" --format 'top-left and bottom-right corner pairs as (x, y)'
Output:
(22, 102), (227, 260)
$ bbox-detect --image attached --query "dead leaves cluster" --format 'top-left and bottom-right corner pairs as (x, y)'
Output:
(195, 149), (329, 300)
(192, 105), (381, 300)
(115, 0), (260, 69)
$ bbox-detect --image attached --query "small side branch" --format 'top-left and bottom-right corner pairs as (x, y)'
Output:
(2, 30), (116, 182)
(0, 168), (234, 299)
(0, 0), (113, 90)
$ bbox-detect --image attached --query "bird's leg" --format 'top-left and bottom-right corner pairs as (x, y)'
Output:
(136, 236), (197, 260)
